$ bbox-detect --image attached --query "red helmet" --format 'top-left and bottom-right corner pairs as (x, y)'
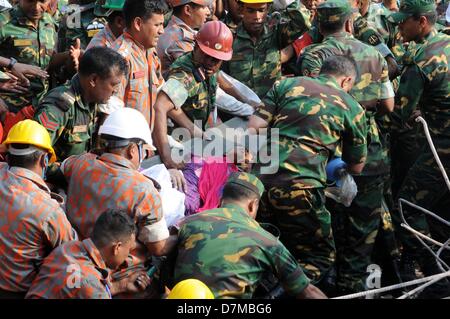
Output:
(196, 21), (233, 61)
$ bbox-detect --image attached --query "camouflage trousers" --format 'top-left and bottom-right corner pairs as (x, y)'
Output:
(394, 147), (450, 260)
(328, 175), (386, 293)
(265, 186), (336, 284)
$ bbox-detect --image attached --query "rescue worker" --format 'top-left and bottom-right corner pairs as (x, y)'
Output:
(34, 46), (128, 162)
(111, 0), (168, 129)
(0, 120), (76, 298)
(174, 172), (328, 299)
(26, 209), (152, 299)
(248, 55), (368, 294)
(223, 0), (309, 99)
(299, 0), (396, 294)
(152, 20), (233, 169)
(156, 0), (211, 77)
(220, 0), (242, 33)
(388, 0), (450, 298)
(86, 0), (125, 49)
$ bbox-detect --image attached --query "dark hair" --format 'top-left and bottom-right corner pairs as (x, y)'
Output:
(79, 47), (128, 79)
(106, 10), (124, 25)
(221, 182), (259, 202)
(412, 11), (437, 25)
(320, 55), (358, 79)
(92, 209), (137, 248)
(173, 2), (204, 16)
(123, 0), (169, 27)
(319, 17), (348, 34)
(6, 144), (44, 169)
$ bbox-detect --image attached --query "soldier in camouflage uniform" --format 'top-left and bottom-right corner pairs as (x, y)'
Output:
(222, 0), (309, 99)
(299, 0), (396, 294)
(221, 0), (242, 33)
(58, 0), (107, 52)
(153, 21), (233, 170)
(174, 172), (328, 299)
(388, 0), (450, 297)
(0, 0), (56, 112)
(248, 55), (368, 293)
(34, 47), (127, 162)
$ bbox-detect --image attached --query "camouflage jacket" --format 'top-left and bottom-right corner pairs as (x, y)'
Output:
(174, 203), (310, 299)
(223, 1), (309, 99)
(57, 2), (106, 52)
(254, 75), (368, 188)
(300, 31), (393, 176)
(0, 6), (57, 112)
(34, 74), (97, 161)
(397, 29), (450, 144)
(161, 52), (218, 130)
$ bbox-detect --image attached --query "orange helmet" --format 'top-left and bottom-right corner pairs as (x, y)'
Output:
(196, 21), (233, 61)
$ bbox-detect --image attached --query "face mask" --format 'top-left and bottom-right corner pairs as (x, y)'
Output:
(42, 155), (49, 180)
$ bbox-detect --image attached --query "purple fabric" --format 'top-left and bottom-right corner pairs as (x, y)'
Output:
(182, 161), (203, 216)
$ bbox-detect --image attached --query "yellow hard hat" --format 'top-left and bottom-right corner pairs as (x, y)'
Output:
(167, 279), (215, 299)
(239, 0), (273, 3)
(2, 120), (57, 163)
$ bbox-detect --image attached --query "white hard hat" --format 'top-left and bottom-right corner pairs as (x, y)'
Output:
(99, 108), (156, 150)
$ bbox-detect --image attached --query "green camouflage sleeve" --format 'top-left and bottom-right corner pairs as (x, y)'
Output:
(162, 69), (197, 109)
(299, 45), (328, 77)
(256, 81), (284, 124)
(276, 1), (310, 48)
(342, 98), (368, 165)
(34, 100), (69, 146)
(271, 242), (310, 296)
(396, 63), (425, 122)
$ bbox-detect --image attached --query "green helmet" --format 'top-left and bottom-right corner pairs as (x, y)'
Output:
(94, 0), (124, 16)
(102, 0), (125, 10)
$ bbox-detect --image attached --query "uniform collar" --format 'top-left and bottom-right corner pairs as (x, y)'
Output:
(123, 31), (147, 52)
(81, 239), (110, 279)
(171, 15), (197, 40)
(317, 74), (342, 91)
(99, 153), (136, 170)
(324, 31), (353, 40)
(8, 166), (50, 193)
(236, 23), (271, 42)
(419, 28), (438, 44)
(221, 203), (251, 219)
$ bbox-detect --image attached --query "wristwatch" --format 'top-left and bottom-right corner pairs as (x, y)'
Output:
(6, 57), (17, 70)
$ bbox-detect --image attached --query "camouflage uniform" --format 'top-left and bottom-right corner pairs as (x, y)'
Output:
(58, 1), (107, 52)
(0, 6), (57, 112)
(223, 0), (309, 99)
(161, 52), (218, 130)
(34, 75), (97, 161)
(253, 74), (368, 285)
(299, 0), (396, 292)
(174, 172), (311, 299)
(388, 0), (450, 268)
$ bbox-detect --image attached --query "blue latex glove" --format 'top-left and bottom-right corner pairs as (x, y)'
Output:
(326, 157), (347, 185)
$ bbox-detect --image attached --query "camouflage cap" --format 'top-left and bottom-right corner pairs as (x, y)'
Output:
(388, 0), (437, 24)
(226, 172), (265, 198)
(317, 0), (353, 24)
(169, 0), (212, 7)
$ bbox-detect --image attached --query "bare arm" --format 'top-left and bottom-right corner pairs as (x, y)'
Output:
(145, 235), (178, 257)
(248, 114), (269, 132)
(376, 97), (395, 116)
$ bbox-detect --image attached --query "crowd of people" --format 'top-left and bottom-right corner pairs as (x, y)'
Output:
(0, 0), (449, 299)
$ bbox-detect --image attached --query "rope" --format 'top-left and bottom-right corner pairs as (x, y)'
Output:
(397, 276), (445, 299)
(332, 271), (450, 299)
(415, 116), (450, 192)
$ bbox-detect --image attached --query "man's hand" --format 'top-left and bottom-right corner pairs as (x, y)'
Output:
(69, 38), (82, 72)
(113, 271), (152, 295)
(0, 73), (29, 94)
(168, 169), (187, 193)
(11, 63), (48, 86)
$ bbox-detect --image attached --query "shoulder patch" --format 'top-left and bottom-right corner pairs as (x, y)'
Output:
(38, 112), (59, 132)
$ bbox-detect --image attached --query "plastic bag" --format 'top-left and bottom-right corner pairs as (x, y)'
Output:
(325, 172), (358, 207)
